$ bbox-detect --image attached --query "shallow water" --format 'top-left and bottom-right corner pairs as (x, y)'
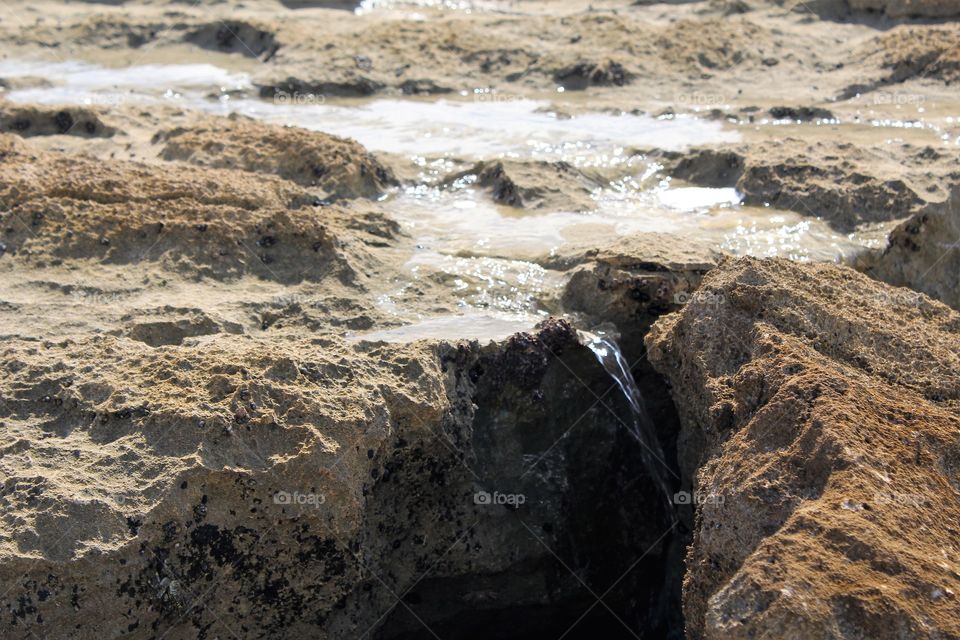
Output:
(0, 59), (904, 340)
(350, 310), (540, 342)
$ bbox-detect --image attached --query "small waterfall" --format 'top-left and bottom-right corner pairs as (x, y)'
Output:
(578, 330), (677, 521)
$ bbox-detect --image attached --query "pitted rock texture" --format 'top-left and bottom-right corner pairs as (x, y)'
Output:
(0, 134), (395, 284)
(0, 321), (680, 639)
(646, 257), (960, 640)
(861, 187), (960, 311)
(158, 117), (395, 198)
(545, 234), (720, 346)
(0, 103), (116, 138)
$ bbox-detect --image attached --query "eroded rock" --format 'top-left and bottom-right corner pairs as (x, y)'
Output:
(158, 116), (396, 198)
(646, 257), (960, 640)
(0, 321), (682, 639)
(860, 186), (960, 310)
(668, 140), (945, 232)
(0, 104), (116, 137)
(444, 159), (605, 211)
(545, 234), (720, 345)
(0, 134), (391, 283)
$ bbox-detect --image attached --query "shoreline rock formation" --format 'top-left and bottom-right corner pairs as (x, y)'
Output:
(0, 0), (959, 636)
(647, 257), (960, 639)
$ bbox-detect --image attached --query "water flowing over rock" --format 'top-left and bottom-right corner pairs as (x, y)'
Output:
(579, 330), (677, 521)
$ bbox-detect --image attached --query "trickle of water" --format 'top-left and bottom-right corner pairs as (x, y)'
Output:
(578, 330), (677, 521)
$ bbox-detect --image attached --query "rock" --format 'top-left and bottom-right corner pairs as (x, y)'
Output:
(257, 75), (385, 99)
(668, 140), (945, 232)
(840, 25), (960, 99)
(553, 59), (633, 89)
(0, 104), (116, 137)
(444, 159), (606, 211)
(185, 21), (279, 60)
(544, 234), (720, 346)
(158, 116), (396, 198)
(646, 257), (960, 640)
(0, 320), (682, 639)
(767, 106), (835, 121)
(0, 134), (392, 284)
(718, 0), (960, 19)
(847, 0), (960, 18)
(860, 186), (960, 310)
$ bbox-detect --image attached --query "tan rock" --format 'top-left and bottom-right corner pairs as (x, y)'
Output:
(158, 116), (395, 198)
(0, 103), (116, 138)
(647, 257), (960, 640)
(862, 187), (960, 310)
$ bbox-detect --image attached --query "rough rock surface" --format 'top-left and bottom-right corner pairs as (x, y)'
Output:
(667, 139), (954, 232)
(158, 117), (395, 198)
(0, 103), (116, 138)
(839, 25), (960, 99)
(647, 257), (960, 640)
(544, 234), (720, 343)
(444, 159), (605, 211)
(0, 134), (400, 285)
(846, 0), (960, 18)
(0, 320), (681, 639)
(861, 187), (960, 310)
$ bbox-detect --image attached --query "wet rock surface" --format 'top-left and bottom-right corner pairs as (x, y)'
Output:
(647, 257), (960, 640)
(668, 139), (955, 232)
(444, 159), (606, 211)
(544, 234), (720, 346)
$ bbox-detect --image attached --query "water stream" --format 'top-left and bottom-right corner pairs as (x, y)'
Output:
(0, 58), (912, 342)
(578, 330), (677, 522)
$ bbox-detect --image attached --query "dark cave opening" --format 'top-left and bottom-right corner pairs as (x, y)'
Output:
(375, 327), (688, 640)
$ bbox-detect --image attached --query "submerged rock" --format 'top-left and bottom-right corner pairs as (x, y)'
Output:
(647, 257), (960, 640)
(668, 140), (948, 232)
(444, 159), (606, 211)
